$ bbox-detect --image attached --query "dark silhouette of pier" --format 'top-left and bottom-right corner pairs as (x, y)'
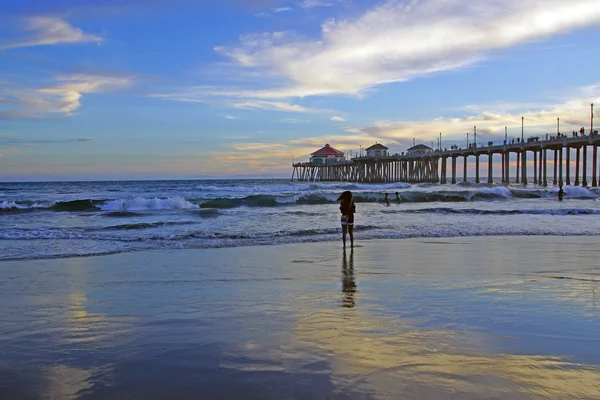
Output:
(292, 133), (600, 186)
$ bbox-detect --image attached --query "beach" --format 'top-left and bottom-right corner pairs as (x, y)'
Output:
(1, 236), (599, 399)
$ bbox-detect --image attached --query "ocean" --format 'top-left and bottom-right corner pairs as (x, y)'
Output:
(1, 179), (600, 261)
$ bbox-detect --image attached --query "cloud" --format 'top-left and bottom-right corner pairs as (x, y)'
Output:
(232, 100), (327, 113)
(279, 117), (310, 123)
(216, 0), (600, 99)
(225, 115), (238, 119)
(349, 84), (600, 148)
(201, 83), (600, 172)
(0, 136), (95, 145)
(0, 16), (102, 50)
(299, 0), (343, 8)
(273, 7), (293, 12)
(331, 116), (345, 121)
(0, 74), (133, 119)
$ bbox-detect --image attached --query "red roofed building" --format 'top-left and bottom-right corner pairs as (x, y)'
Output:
(310, 144), (345, 164)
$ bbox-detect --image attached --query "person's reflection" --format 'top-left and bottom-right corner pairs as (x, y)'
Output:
(341, 249), (356, 308)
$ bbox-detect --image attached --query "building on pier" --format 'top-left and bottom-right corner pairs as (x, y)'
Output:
(365, 143), (388, 158)
(309, 144), (345, 164)
(406, 144), (433, 156)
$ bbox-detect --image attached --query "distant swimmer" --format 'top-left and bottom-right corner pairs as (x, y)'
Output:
(395, 192), (401, 202)
(558, 185), (564, 202)
(337, 190), (356, 249)
(383, 193), (390, 206)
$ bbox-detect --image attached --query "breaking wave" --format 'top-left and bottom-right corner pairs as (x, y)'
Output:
(1, 186), (599, 214)
(390, 207), (600, 216)
(101, 197), (199, 211)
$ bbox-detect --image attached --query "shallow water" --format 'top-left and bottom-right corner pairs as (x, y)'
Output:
(2, 179), (600, 261)
(1, 237), (599, 399)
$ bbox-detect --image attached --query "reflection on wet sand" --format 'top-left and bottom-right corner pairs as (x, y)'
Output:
(341, 249), (356, 309)
(287, 251), (600, 399)
(2, 237), (600, 399)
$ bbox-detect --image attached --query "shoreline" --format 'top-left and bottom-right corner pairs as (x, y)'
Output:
(2, 233), (600, 263)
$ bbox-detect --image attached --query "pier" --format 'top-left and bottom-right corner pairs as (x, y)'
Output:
(291, 134), (600, 186)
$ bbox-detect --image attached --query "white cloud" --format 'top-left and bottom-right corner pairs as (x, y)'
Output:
(225, 115), (238, 119)
(273, 7), (293, 12)
(299, 0), (343, 8)
(279, 117), (311, 123)
(0, 16), (102, 50)
(0, 74), (133, 119)
(216, 0), (600, 99)
(331, 116), (345, 121)
(232, 100), (327, 113)
(349, 84), (600, 147)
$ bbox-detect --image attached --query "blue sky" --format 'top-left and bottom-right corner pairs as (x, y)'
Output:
(1, 0), (599, 181)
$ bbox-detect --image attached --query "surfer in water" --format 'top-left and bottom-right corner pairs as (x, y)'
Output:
(383, 193), (390, 206)
(337, 191), (355, 249)
(395, 192), (401, 202)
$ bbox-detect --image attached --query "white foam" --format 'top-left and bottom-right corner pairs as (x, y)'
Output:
(0, 201), (22, 209)
(478, 186), (513, 197)
(100, 197), (199, 211)
(0, 201), (49, 209)
(562, 186), (598, 198)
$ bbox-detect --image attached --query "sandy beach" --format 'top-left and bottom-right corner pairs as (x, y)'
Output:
(1, 236), (600, 399)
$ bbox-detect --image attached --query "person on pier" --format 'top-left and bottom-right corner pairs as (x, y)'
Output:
(337, 191), (355, 249)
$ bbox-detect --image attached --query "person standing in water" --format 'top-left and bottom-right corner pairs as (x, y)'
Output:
(383, 193), (390, 206)
(558, 185), (564, 202)
(395, 192), (401, 202)
(337, 191), (355, 249)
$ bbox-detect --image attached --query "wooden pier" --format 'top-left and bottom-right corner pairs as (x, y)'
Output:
(291, 134), (600, 186)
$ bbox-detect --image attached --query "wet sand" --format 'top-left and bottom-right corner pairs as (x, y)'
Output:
(1, 236), (600, 399)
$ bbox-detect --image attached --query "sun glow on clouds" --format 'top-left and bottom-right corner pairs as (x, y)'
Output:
(215, 0), (600, 99)
(200, 86), (600, 175)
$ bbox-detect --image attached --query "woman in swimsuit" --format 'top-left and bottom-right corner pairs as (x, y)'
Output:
(337, 191), (356, 249)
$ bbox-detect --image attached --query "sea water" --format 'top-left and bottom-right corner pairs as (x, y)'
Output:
(1, 179), (600, 261)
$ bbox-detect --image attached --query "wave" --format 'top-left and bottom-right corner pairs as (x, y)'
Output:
(51, 199), (102, 211)
(103, 211), (144, 217)
(90, 221), (197, 231)
(200, 195), (279, 208)
(101, 197), (199, 211)
(393, 207), (600, 216)
(0, 200), (49, 210)
(190, 209), (223, 218)
(196, 181), (411, 193)
(2, 186), (599, 215)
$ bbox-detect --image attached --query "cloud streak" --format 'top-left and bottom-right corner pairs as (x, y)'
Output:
(0, 16), (102, 50)
(216, 0), (600, 99)
(0, 74), (133, 119)
(232, 100), (327, 113)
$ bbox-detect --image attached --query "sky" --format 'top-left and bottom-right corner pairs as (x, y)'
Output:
(1, 0), (600, 181)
